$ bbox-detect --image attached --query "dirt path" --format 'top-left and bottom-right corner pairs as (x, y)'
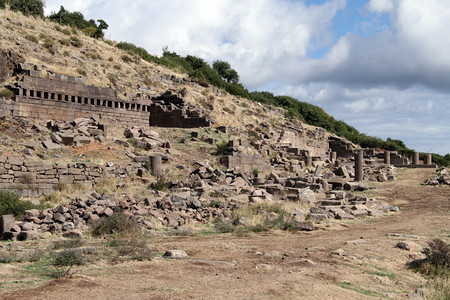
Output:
(1, 169), (449, 300)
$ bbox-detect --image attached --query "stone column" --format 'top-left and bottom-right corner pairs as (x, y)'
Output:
(412, 152), (420, 165)
(151, 155), (162, 178)
(384, 150), (391, 165)
(305, 155), (312, 167)
(425, 154), (432, 165)
(0, 215), (15, 239)
(330, 152), (337, 161)
(354, 151), (363, 182)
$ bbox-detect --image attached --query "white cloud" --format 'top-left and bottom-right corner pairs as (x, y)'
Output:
(366, 0), (394, 14)
(43, 0), (450, 155)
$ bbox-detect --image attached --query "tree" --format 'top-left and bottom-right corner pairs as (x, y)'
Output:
(8, 0), (45, 18)
(212, 60), (240, 83)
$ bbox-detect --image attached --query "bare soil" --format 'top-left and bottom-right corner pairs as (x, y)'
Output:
(1, 168), (449, 300)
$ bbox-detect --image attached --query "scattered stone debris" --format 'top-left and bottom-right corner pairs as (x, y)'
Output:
(423, 168), (450, 186)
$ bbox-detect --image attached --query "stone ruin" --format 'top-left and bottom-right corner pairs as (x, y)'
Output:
(149, 90), (212, 128)
(0, 66), (212, 129)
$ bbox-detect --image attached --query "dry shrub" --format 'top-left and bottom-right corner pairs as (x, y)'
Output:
(91, 211), (141, 237)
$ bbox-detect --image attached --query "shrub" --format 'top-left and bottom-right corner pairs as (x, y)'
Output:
(0, 189), (40, 218)
(70, 36), (83, 48)
(59, 38), (70, 46)
(0, 88), (15, 99)
(91, 211), (140, 236)
(61, 28), (71, 36)
(150, 176), (170, 192)
(25, 34), (38, 43)
(215, 141), (230, 156)
(409, 239), (450, 278)
(122, 55), (133, 63)
(53, 250), (85, 266)
(77, 68), (87, 76)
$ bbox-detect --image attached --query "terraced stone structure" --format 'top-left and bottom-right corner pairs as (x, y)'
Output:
(7, 69), (151, 126)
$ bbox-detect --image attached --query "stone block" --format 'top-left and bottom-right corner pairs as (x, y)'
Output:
(0, 215), (15, 239)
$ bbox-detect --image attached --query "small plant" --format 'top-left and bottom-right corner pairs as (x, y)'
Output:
(150, 176), (170, 192)
(63, 50), (70, 56)
(91, 211), (141, 237)
(223, 107), (234, 114)
(25, 34), (38, 43)
(0, 88), (15, 99)
(113, 64), (122, 70)
(70, 36), (83, 48)
(122, 55), (133, 63)
(77, 68), (87, 76)
(62, 28), (71, 36)
(60, 38), (70, 46)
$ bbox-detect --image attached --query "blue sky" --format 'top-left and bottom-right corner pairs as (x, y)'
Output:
(45, 0), (450, 155)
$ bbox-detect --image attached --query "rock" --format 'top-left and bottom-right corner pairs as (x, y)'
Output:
(163, 250), (189, 258)
(233, 217), (248, 226)
(344, 239), (366, 245)
(331, 248), (345, 256)
(17, 230), (39, 241)
(62, 229), (83, 238)
(296, 221), (315, 231)
(396, 241), (411, 251)
(1, 215), (16, 238)
(20, 222), (34, 231)
(23, 209), (39, 220)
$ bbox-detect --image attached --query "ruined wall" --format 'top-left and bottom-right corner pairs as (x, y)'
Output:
(0, 156), (142, 197)
(7, 73), (150, 127)
(149, 91), (211, 128)
(278, 128), (328, 158)
(221, 153), (270, 173)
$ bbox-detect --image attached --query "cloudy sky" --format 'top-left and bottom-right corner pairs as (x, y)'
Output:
(45, 0), (450, 155)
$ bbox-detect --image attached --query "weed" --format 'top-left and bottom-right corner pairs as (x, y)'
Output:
(59, 38), (70, 46)
(122, 55), (133, 63)
(150, 176), (170, 192)
(113, 64), (122, 70)
(223, 107), (234, 114)
(25, 34), (38, 43)
(53, 239), (84, 250)
(70, 36), (83, 48)
(63, 50), (70, 56)
(0, 249), (44, 263)
(77, 68), (87, 76)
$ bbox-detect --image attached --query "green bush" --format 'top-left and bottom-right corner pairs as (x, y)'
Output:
(0, 88), (15, 99)
(215, 141), (230, 156)
(8, 0), (44, 18)
(0, 189), (40, 218)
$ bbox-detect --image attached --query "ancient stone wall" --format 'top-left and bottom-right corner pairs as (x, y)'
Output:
(149, 91), (211, 128)
(221, 153), (270, 173)
(7, 72), (150, 127)
(278, 127), (328, 159)
(0, 156), (142, 197)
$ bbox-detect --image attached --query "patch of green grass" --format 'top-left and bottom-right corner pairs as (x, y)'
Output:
(334, 281), (384, 298)
(53, 239), (84, 250)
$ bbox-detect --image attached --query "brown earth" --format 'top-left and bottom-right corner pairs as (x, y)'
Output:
(0, 168), (449, 300)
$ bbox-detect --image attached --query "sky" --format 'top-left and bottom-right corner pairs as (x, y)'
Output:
(44, 0), (450, 155)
